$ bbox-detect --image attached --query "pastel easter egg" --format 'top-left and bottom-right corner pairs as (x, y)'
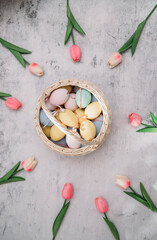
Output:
(55, 112), (60, 121)
(49, 88), (69, 106)
(62, 85), (72, 93)
(74, 108), (85, 123)
(85, 102), (102, 120)
(41, 125), (51, 138)
(75, 88), (91, 109)
(91, 94), (97, 102)
(52, 137), (68, 148)
(59, 109), (79, 128)
(64, 93), (77, 111)
(45, 99), (56, 111)
(73, 86), (80, 93)
(39, 109), (53, 127)
(92, 114), (103, 136)
(50, 123), (67, 141)
(66, 131), (81, 149)
(80, 120), (96, 141)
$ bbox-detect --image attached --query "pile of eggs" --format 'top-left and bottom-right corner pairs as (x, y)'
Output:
(39, 85), (103, 149)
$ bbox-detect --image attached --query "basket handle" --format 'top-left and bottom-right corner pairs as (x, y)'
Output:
(40, 93), (100, 146)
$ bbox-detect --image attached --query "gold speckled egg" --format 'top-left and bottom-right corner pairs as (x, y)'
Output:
(80, 120), (96, 141)
(85, 102), (102, 120)
(59, 109), (79, 128)
(41, 125), (51, 138)
(50, 123), (67, 141)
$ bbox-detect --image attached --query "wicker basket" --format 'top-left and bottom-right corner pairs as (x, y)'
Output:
(34, 79), (112, 156)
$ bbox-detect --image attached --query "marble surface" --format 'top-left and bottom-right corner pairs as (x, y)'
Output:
(0, 0), (157, 239)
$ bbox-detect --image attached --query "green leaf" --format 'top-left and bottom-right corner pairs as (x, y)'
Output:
(140, 182), (157, 211)
(0, 176), (25, 185)
(64, 19), (73, 45)
(118, 31), (136, 54)
(131, 20), (146, 56)
(0, 38), (32, 54)
(9, 49), (26, 68)
(137, 127), (157, 133)
(0, 161), (21, 182)
(141, 123), (154, 128)
(150, 112), (157, 127)
(0, 92), (11, 97)
(124, 191), (150, 209)
(103, 217), (120, 240)
(52, 201), (70, 240)
(67, 6), (85, 35)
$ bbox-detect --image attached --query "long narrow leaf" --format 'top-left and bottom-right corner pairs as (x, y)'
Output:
(137, 127), (157, 133)
(141, 123), (154, 128)
(0, 92), (11, 97)
(131, 21), (146, 56)
(0, 38), (32, 54)
(0, 161), (21, 182)
(103, 218), (120, 240)
(64, 19), (73, 45)
(150, 112), (157, 127)
(124, 191), (150, 209)
(0, 176), (25, 185)
(52, 201), (70, 240)
(67, 6), (85, 35)
(140, 182), (157, 211)
(118, 31), (136, 54)
(9, 49), (26, 68)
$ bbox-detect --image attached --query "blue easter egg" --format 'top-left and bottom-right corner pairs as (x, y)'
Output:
(52, 137), (68, 148)
(39, 109), (53, 127)
(91, 94), (98, 102)
(75, 88), (91, 109)
(92, 114), (103, 136)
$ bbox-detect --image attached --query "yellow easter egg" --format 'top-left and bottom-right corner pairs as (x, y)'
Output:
(41, 125), (51, 138)
(80, 120), (96, 141)
(55, 112), (60, 121)
(50, 123), (67, 141)
(85, 102), (102, 120)
(62, 85), (72, 93)
(59, 109), (79, 128)
(74, 108), (86, 124)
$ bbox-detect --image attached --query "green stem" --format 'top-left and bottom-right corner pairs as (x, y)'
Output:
(13, 168), (24, 176)
(0, 96), (6, 101)
(71, 30), (75, 45)
(67, 0), (69, 7)
(104, 213), (108, 219)
(145, 4), (157, 22)
(129, 186), (138, 195)
(63, 199), (67, 207)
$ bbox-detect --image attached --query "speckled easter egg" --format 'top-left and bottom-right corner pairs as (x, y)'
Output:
(49, 88), (69, 106)
(80, 120), (96, 141)
(64, 93), (77, 111)
(52, 137), (67, 148)
(62, 85), (72, 93)
(85, 102), (102, 120)
(75, 88), (91, 109)
(39, 109), (53, 127)
(92, 114), (103, 137)
(41, 125), (51, 138)
(50, 123), (67, 141)
(66, 131), (81, 149)
(59, 109), (79, 128)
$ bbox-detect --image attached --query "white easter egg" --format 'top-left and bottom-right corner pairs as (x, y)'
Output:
(49, 88), (69, 106)
(64, 93), (77, 111)
(66, 131), (81, 149)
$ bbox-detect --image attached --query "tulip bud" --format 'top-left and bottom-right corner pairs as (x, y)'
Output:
(5, 97), (22, 110)
(22, 156), (37, 172)
(62, 183), (73, 200)
(70, 45), (81, 62)
(128, 113), (142, 127)
(115, 175), (130, 189)
(95, 197), (108, 213)
(107, 52), (122, 69)
(29, 63), (43, 76)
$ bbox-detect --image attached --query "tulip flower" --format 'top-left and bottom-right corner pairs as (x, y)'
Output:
(22, 156), (37, 172)
(115, 175), (130, 189)
(29, 63), (43, 76)
(5, 97), (22, 110)
(128, 113), (142, 127)
(62, 183), (73, 200)
(107, 52), (122, 69)
(95, 196), (120, 240)
(70, 45), (81, 62)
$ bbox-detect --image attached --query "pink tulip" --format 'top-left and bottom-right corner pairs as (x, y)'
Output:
(22, 156), (37, 172)
(29, 63), (43, 76)
(107, 52), (122, 69)
(115, 175), (130, 189)
(128, 113), (142, 127)
(70, 45), (81, 62)
(62, 183), (73, 200)
(95, 197), (108, 213)
(5, 97), (22, 110)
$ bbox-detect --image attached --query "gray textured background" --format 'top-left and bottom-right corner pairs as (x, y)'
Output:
(0, 0), (157, 239)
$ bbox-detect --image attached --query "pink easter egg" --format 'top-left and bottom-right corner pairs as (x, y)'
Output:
(49, 88), (69, 106)
(45, 99), (56, 111)
(64, 93), (77, 111)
